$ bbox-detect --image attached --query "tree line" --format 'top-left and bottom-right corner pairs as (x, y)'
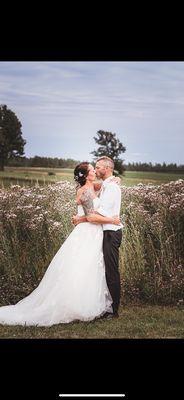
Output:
(1, 104), (184, 174)
(6, 156), (184, 173)
(7, 156), (80, 169)
(125, 162), (184, 173)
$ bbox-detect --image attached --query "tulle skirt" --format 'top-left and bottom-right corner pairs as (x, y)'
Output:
(0, 223), (112, 326)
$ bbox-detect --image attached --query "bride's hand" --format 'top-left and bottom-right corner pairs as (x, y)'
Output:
(111, 215), (121, 225)
(72, 215), (80, 225)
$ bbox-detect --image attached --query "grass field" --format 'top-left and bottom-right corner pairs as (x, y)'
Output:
(1, 167), (184, 187)
(122, 170), (184, 186)
(0, 305), (183, 338)
(0, 167), (75, 187)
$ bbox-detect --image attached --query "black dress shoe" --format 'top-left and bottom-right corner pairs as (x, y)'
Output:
(101, 312), (119, 320)
(113, 312), (119, 319)
(101, 312), (113, 319)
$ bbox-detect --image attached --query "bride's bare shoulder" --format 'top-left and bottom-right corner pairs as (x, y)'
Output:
(77, 187), (89, 198)
(76, 187), (90, 203)
(77, 186), (95, 204)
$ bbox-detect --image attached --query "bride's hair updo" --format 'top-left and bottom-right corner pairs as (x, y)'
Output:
(74, 162), (89, 187)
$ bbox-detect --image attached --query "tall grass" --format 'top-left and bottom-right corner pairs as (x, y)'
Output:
(120, 180), (184, 304)
(0, 179), (184, 306)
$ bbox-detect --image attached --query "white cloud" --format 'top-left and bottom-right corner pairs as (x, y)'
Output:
(0, 61), (184, 163)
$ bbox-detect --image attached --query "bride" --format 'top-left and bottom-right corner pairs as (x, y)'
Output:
(0, 162), (121, 326)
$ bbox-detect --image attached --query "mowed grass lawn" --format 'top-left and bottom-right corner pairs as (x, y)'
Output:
(1, 167), (184, 186)
(0, 167), (75, 186)
(0, 305), (184, 339)
(122, 170), (184, 186)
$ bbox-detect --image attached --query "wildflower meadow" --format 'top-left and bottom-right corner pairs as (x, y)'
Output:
(120, 179), (184, 305)
(0, 178), (184, 308)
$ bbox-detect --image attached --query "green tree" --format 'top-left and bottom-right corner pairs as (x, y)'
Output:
(91, 130), (126, 174)
(0, 105), (26, 171)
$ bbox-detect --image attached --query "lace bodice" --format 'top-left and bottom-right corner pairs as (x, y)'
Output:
(77, 188), (100, 216)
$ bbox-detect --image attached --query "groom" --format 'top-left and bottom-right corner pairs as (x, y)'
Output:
(73, 156), (123, 319)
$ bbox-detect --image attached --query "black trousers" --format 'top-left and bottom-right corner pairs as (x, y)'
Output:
(103, 229), (122, 314)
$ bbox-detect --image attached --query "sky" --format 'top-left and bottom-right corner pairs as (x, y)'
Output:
(0, 61), (184, 165)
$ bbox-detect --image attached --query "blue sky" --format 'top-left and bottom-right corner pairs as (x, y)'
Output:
(0, 61), (184, 164)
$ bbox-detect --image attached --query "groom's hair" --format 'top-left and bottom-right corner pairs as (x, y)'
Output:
(96, 156), (114, 170)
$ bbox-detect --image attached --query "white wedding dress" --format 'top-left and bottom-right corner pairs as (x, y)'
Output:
(0, 190), (113, 326)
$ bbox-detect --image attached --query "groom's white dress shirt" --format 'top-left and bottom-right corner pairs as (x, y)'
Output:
(97, 176), (123, 231)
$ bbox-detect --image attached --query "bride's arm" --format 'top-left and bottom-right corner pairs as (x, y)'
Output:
(72, 213), (120, 226)
(72, 188), (88, 225)
(86, 213), (120, 225)
(72, 215), (87, 224)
